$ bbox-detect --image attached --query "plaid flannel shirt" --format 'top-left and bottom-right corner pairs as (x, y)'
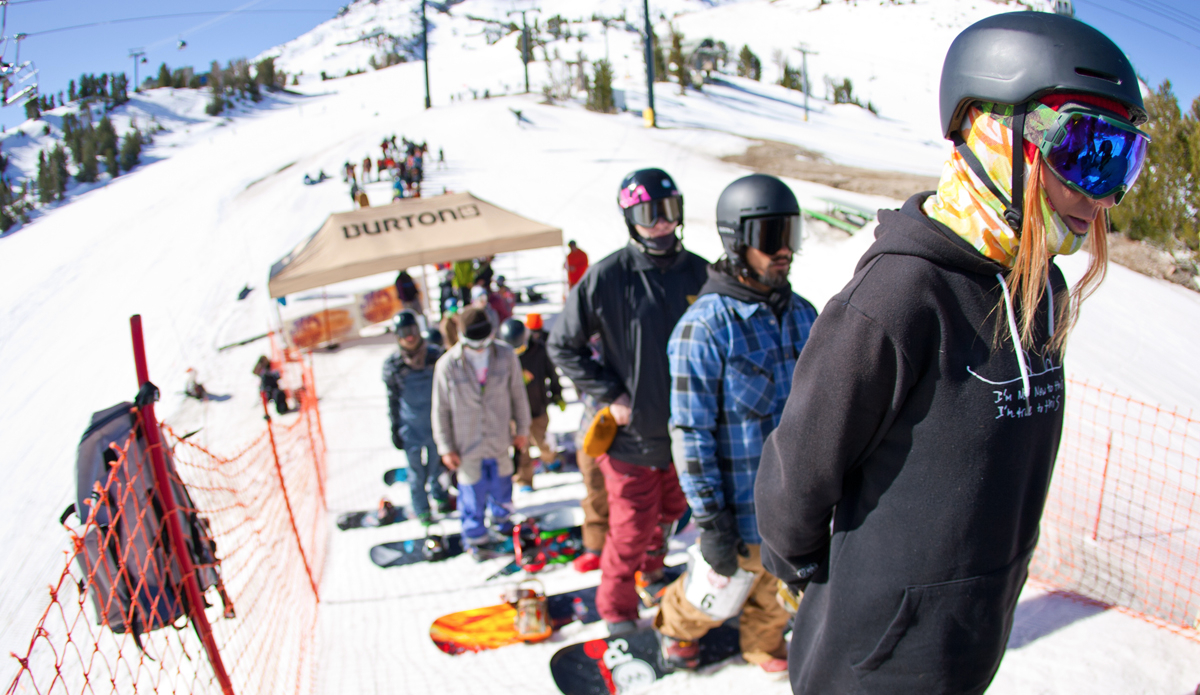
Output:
(668, 291), (817, 544)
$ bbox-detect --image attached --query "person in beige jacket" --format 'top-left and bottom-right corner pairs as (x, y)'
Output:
(432, 306), (531, 556)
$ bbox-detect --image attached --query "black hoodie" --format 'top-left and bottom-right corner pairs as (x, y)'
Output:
(548, 241), (709, 467)
(755, 193), (1068, 694)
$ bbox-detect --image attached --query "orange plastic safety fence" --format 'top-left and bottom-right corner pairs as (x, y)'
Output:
(7, 356), (327, 695)
(1031, 377), (1200, 641)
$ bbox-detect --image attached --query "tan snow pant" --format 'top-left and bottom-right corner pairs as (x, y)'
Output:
(514, 413), (554, 486)
(653, 544), (789, 664)
(576, 448), (609, 551)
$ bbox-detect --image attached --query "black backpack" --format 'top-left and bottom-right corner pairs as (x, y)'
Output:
(62, 392), (233, 648)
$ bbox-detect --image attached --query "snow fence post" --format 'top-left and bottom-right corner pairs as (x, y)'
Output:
(129, 314), (236, 695)
(262, 389), (321, 601)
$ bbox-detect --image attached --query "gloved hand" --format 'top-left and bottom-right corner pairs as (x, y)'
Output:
(555, 398), (567, 412)
(391, 430), (404, 450)
(697, 509), (748, 577)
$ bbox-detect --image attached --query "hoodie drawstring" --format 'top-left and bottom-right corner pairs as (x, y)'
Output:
(1047, 271), (1055, 339)
(996, 273), (1031, 402)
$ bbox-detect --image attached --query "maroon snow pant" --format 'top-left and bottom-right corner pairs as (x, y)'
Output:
(596, 454), (689, 623)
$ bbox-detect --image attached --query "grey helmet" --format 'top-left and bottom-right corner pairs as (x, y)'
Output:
(937, 12), (1145, 231)
(716, 174), (801, 270)
(940, 12), (1146, 137)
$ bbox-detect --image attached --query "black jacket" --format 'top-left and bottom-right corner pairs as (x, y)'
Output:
(755, 193), (1067, 694)
(548, 242), (709, 467)
(520, 334), (562, 419)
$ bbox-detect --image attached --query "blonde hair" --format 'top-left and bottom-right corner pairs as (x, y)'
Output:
(1004, 153), (1109, 354)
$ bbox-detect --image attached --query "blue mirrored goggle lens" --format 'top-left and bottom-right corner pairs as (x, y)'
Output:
(1043, 112), (1148, 200)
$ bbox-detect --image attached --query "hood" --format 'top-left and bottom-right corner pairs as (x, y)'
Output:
(861, 193), (1007, 279)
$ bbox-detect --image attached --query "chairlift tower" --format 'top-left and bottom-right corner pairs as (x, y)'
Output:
(506, 8), (539, 95)
(642, 0), (655, 127)
(129, 49), (146, 92)
(795, 43), (817, 122)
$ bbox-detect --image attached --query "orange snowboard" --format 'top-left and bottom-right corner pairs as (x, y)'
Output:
(430, 603), (551, 654)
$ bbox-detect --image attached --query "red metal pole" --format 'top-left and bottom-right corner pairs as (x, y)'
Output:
(262, 390), (321, 601)
(129, 315), (236, 695)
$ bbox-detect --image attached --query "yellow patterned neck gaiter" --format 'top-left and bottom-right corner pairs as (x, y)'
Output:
(923, 103), (1083, 267)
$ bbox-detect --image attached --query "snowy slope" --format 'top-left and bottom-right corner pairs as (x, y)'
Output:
(3, 0), (1198, 692)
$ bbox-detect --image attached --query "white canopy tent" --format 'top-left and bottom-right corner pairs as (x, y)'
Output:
(268, 192), (563, 298)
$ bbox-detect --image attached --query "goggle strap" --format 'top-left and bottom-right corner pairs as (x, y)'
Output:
(1007, 103), (1026, 234)
(952, 131), (1014, 220)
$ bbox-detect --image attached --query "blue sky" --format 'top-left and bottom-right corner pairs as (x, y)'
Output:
(1, 0), (1197, 126)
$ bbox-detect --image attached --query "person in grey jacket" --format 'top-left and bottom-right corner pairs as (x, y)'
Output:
(383, 310), (447, 525)
(432, 306), (531, 555)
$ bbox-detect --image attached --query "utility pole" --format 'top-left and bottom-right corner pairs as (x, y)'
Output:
(796, 44), (817, 122)
(506, 9), (538, 94)
(422, 0), (430, 108)
(129, 49), (146, 92)
(642, 0), (655, 127)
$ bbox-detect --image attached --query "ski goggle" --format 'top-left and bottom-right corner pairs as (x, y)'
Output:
(743, 214), (802, 255)
(625, 196), (683, 228)
(1037, 106), (1149, 203)
(395, 323), (421, 340)
(461, 336), (492, 351)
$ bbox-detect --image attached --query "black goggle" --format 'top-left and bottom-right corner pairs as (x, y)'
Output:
(395, 324), (421, 340)
(625, 197), (683, 228)
(743, 214), (802, 255)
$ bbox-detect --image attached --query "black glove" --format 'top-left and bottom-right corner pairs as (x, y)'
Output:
(696, 509), (748, 577)
(391, 430), (404, 450)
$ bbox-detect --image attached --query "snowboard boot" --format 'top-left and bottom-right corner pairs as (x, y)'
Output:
(657, 632), (700, 671)
(434, 497), (453, 515)
(635, 569), (670, 608)
(416, 511), (434, 527)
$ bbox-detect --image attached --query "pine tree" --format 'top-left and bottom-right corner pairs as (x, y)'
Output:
(96, 116), (117, 157)
(586, 59), (615, 113)
(738, 45), (761, 81)
(76, 139), (98, 183)
(105, 148), (119, 178)
(119, 130), (143, 171)
(112, 73), (129, 105)
(256, 57), (276, 90)
(157, 63), (172, 89)
(1111, 80), (1200, 252)
(779, 60), (803, 91)
(68, 80), (77, 102)
(669, 27), (688, 95)
(652, 32), (667, 83)
(50, 146), (67, 196)
(37, 150), (54, 203)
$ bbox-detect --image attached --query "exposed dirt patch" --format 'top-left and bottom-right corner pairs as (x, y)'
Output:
(722, 139), (939, 201)
(1106, 233), (1199, 292)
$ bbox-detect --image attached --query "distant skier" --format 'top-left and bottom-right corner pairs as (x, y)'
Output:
(565, 240), (589, 289)
(253, 356), (290, 415)
(362, 155), (373, 183)
(384, 310), (448, 525)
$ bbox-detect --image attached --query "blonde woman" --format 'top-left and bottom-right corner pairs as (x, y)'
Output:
(754, 12), (1149, 694)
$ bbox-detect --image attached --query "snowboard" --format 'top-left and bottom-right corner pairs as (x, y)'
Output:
(550, 625), (741, 695)
(369, 507), (586, 568)
(382, 467), (408, 485)
(336, 501), (405, 530)
(430, 585), (602, 655)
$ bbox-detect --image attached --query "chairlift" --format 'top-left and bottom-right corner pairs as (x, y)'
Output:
(140, 56), (148, 64)
(178, 39), (188, 50)
(2, 61), (37, 106)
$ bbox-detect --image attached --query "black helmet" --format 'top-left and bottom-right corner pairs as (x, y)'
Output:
(940, 12), (1146, 138)
(617, 168), (684, 253)
(422, 327), (444, 346)
(497, 318), (527, 353)
(716, 174), (802, 272)
(392, 310), (420, 339)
